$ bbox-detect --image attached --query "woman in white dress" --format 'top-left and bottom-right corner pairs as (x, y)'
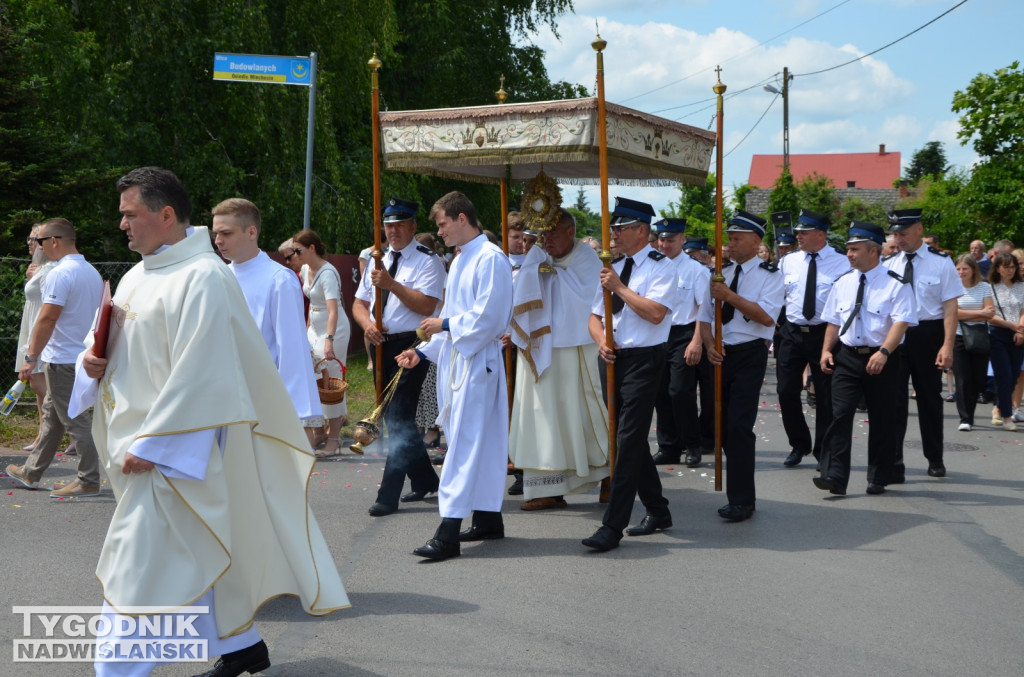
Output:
(293, 230), (351, 456)
(16, 225), (56, 451)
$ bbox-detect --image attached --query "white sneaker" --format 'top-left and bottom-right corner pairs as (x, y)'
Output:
(1013, 408), (1024, 422)
(958, 423), (971, 432)
(992, 411), (1003, 425)
(1003, 420), (1018, 432)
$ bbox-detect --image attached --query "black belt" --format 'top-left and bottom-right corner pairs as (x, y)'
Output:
(915, 319), (944, 326)
(382, 330), (419, 344)
(845, 345), (881, 355)
(723, 339), (764, 353)
(616, 345), (663, 356)
(793, 323), (826, 334)
(670, 322), (697, 334)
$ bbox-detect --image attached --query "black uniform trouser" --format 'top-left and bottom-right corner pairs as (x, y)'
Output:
(375, 337), (439, 507)
(820, 345), (902, 489)
(655, 323), (701, 456)
(721, 340), (769, 506)
(599, 345), (670, 535)
(952, 335), (988, 426)
(775, 322), (833, 458)
(893, 319), (946, 472)
(696, 350), (715, 451)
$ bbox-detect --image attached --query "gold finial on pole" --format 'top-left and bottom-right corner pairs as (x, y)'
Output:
(496, 74), (507, 104)
(368, 41), (382, 87)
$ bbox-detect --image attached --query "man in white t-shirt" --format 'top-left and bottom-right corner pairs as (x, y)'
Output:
(8, 218), (103, 497)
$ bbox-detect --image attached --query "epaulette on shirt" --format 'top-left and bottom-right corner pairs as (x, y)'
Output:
(612, 255), (625, 264)
(648, 250), (666, 261)
(888, 269), (905, 282)
(721, 260), (734, 270)
(881, 252), (899, 262)
(928, 245), (950, 258)
(416, 244), (437, 256)
(759, 261), (778, 273)
(836, 269), (855, 280)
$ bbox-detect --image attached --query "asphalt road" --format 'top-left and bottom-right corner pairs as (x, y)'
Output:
(3, 366), (1023, 676)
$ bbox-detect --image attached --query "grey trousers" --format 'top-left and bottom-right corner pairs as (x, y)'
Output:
(22, 362), (100, 486)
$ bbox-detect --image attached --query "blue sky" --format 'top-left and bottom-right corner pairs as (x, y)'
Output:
(529, 0), (1020, 216)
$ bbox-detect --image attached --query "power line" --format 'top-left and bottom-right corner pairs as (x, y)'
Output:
(619, 0), (853, 104)
(724, 93), (779, 158)
(793, 0), (969, 78)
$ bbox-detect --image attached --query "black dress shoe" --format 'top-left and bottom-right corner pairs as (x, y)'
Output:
(413, 518), (462, 560)
(508, 471), (523, 495)
(783, 450), (805, 467)
(368, 502), (397, 516)
(866, 483), (886, 495)
(651, 450), (681, 465)
(717, 503), (755, 521)
(400, 489), (436, 503)
(193, 640), (270, 677)
(812, 476), (847, 495)
(927, 464), (946, 478)
(626, 513), (672, 536)
(684, 451), (702, 467)
(459, 510), (504, 541)
(582, 526), (621, 551)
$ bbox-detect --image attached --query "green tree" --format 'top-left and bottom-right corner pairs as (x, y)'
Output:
(795, 172), (839, 221)
(730, 183), (752, 212)
(905, 141), (949, 185)
(766, 170), (798, 222)
(664, 172), (715, 237)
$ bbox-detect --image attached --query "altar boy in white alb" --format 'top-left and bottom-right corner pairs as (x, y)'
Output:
(397, 191), (513, 561)
(75, 168), (347, 677)
(211, 197), (323, 445)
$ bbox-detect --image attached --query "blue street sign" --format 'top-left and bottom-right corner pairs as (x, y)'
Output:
(213, 53), (312, 86)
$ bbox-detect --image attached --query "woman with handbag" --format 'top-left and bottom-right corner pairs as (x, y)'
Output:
(293, 229), (351, 456)
(987, 252), (1024, 431)
(952, 255), (994, 431)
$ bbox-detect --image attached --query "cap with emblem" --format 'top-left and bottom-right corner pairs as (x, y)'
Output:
(382, 197), (418, 223)
(654, 218), (687, 238)
(887, 208), (922, 231)
(683, 237), (708, 252)
(847, 220), (885, 245)
(795, 209), (831, 232)
(726, 209), (767, 238)
(610, 197), (656, 226)
(775, 227), (797, 245)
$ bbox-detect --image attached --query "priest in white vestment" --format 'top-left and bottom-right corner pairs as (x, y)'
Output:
(76, 168), (347, 677)
(397, 191), (513, 561)
(212, 198), (323, 443)
(509, 210), (609, 509)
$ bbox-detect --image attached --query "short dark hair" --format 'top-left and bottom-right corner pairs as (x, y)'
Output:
(116, 167), (192, 224)
(39, 218), (76, 241)
(990, 252), (1023, 284)
(429, 191), (479, 230)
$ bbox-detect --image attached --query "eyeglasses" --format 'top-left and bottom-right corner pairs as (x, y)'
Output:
(610, 223), (642, 234)
(283, 249), (300, 262)
(32, 235), (62, 244)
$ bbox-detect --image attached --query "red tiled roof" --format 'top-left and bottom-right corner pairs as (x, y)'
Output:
(747, 151), (901, 189)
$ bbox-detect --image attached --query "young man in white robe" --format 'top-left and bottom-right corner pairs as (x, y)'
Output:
(509, 209), (609, 509)
(397, 191), (513, 560)
(75, 167), (348, 677)
(212, 197), (323, 446)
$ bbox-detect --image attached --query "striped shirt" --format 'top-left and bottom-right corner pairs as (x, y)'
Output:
(957, 281), (992, 335)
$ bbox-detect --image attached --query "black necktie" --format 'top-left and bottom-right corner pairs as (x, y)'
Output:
(839, 273), (866, 337)
(903, 252), (916, 287)
(802, 252), (818, 321)
(380, 250), (401, 310)
(721, 264), (741, 325)
(611, 257), (634, 315)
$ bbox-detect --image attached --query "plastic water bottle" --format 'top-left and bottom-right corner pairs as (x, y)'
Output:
(0, 380), (27, 416)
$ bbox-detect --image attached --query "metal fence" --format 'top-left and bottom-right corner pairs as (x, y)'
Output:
(0, 258), (134, 375)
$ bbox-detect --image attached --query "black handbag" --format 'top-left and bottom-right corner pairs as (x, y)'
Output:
(959, 321), (990, 355)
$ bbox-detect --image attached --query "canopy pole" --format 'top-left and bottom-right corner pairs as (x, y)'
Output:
(501, 173), (514, 421)
(368, 46), (384, 406)
(593, 33), (617, 483)
(712, 67), (727, 493)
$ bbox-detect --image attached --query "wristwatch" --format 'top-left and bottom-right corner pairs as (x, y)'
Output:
(879, 347), (890, 357)
(326, 334), (335, 341)
(24, 355), (37, 363)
